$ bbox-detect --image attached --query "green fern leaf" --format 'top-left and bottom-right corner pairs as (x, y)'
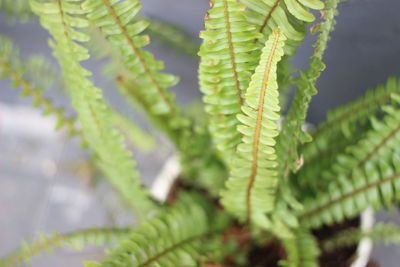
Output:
(0, 35), (79, 137)
(0, 227), (130, 267)
(88, 194), (230, 266)
(82, 0), (189, 132)
(300, 105), (400, 228)
(199, 0), (263, 162)
(221, 28), (286, 225)
(30, 0), (156, 217)
(241, 0), (324, 54)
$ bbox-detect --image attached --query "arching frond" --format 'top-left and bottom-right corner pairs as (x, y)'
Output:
(273, 0), (341, 215)
(302, 77), (400, 166)
(0, 35), (79, 137)
(85, 195), (230, 266)
(30, 0), (156, 217)
(83, 0), (190, 139)
(0, 227), (130, 267)
(199, 0), (263, 162)
(221, 29), (286, 225)
(300, 106), (400, 228)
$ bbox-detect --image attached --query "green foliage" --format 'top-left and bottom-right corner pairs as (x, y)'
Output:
(3, 0), (400, 266)
(0, 227), (130, 267)
(300, 101), (400, 228)
(30, 0), (156, 217)
(199, 0), (263, 162)
(241, 0), (324, 54)
(0, 0), (34, 22)
(83, 0), (190, 145)
(0, 35), (79, 136)
(85, 194), (230, 266)
(302, 77), (400, 170)
(221, 29), (286, 226)
(280, 227), (320, 267)
(323, 222), (400, 251)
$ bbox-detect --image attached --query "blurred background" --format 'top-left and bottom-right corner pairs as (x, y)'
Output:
(1, 0), (400, 266)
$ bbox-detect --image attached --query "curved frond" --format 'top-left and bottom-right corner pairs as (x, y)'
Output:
(0, 35), (79, 137)
(300, 106), (400, 228)
(86, 195), (230, 266)
(302, 77), (400, 164)
(199, 0), (263, 162)
(0, 227), (130, 267)
(30, 0), (156, 216)
(83, 0), (189, 133)
(221, 29), (286, 225)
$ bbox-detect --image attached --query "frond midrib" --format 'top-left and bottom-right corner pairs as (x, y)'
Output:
(138, 232), (210, 267)
(101, 0), (176, 114)
(300, 171), (400, 219)
(223, 0), (243, 106)
(245, 30), (281, 222)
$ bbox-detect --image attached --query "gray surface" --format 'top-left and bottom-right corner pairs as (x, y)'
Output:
(1, 0), (400, 266)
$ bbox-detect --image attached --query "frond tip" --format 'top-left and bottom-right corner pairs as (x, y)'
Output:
(221, 28), (286, 225)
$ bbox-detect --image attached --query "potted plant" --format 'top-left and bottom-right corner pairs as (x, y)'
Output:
(1, 0), (400, 266)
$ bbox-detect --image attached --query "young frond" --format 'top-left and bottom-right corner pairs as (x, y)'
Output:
(0, 35), (79, 137)
(300, 105), (400, 228)
(241, 0), (324, 54)
(221, 29), (285, 226)
(85, 195), (230, 266)
(199, 0), (263, 162)
(30, 0), (156, 217)
(0, 227), (130, 267)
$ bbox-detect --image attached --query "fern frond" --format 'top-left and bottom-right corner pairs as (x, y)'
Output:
(86, 194), (230, 266)
(280, 227), (320, 267)
(30, 0), (156, 217)
(277, 0), (340, 180)
(323, 222), (400, 251)
(0, 35), (79, 136)
(221, 29), (286, 225)
(300, 107), (400, 228)
(198, 0), (263, 162)
(241, 0), (324, 54)
(83, 0), (190, 136)
(299, 97), (400, 196)
(0, 227), (130, 267)
(302, 77), (400, 164)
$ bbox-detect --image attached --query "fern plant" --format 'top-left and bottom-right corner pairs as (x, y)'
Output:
(1, 0), (400, 266)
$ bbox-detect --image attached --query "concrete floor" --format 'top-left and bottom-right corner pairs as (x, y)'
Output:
(1, 0), (400, 266)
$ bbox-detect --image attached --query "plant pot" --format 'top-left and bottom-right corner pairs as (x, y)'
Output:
(150, 156), (375, 266)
